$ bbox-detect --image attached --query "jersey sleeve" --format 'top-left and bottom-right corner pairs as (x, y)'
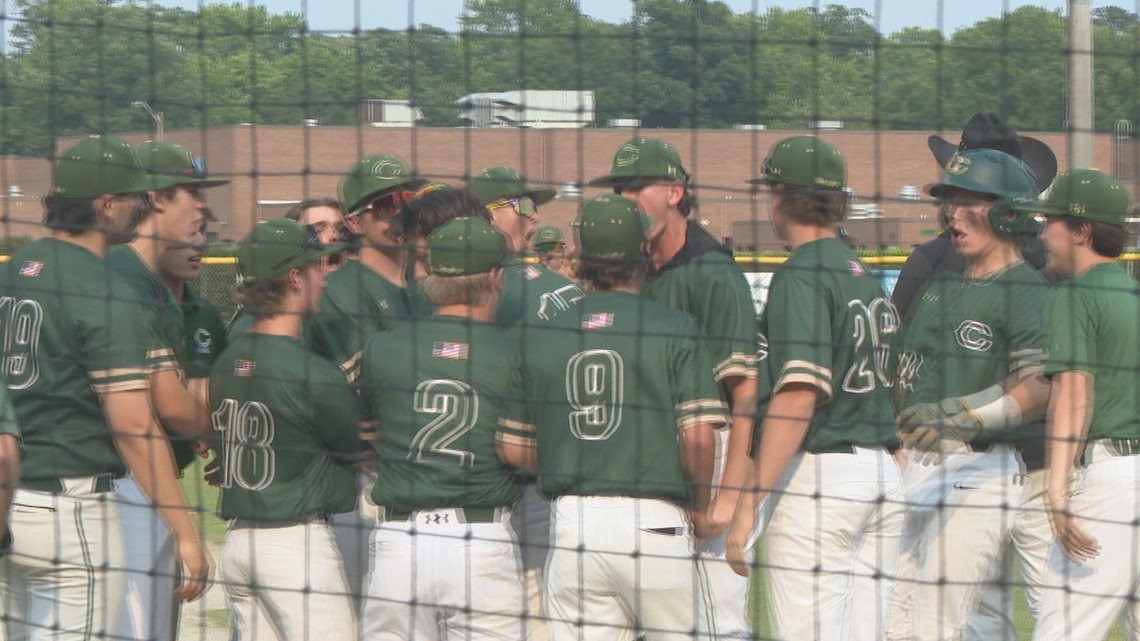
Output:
(1044, 283), (1094, 378)
(309, 287), (370, 380)
(697, 260), (760, 383)
(308, 362), (367, 458)
(766, 272), (835, 401)
(671, 317), (730, 432)
(1005, 277), (1049, 380)
(497, 352), (536, 448)
(355, 336), (379, 445)
(83, 284), (156, 394)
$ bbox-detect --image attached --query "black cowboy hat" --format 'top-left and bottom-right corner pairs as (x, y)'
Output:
(927, 112), (1058, 194)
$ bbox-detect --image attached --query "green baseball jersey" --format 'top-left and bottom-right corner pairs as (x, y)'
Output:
(516, 291), (728, 506)
(1044, 262), (1140, 440)
(757, 239), (899, 451)
(496, 260), (585, 329)
(210, 333), (360, 521)
(644, 223), (758, 385)
(896, 261), (1048, 448)
(0, 382), (19, 442)
(358, 317), (525, 512)
(107, 245), (196, 469)
(179, 286), (228, 379)
(2, 239), (158, 480)
(309, 260), (425, 379)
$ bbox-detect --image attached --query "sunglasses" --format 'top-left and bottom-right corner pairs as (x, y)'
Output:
(487, 196), (538, 219)
(356, 190), (416, 218)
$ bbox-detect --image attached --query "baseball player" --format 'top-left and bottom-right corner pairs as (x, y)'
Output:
(722, 136), (903, 641)
(356, 207), (529, 641)
(513, 194), (725, 641)
(0, 135), (208, 640)
(882, 148), (1052, 641)
(109, 140), (227, 641)
(468, 166), (585, 328)
(589, 137), (758, 639)
(211, 217), (359, 641)
(532, 225), (567, 271)
(1025, 169), (1140, 641)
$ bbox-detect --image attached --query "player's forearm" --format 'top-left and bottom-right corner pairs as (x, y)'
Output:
(681, 424), (717, 514)
(716, 376), (758, 508)
(749, 385), (815, 502)
(1045, 372), (1094, 503)
(150, 370), (210, 437)
(0, 435), (20, 535)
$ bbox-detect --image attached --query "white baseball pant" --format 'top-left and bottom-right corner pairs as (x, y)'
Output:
(0, 478), (124, 641)
(510, 485), (551, 641)
(697, 429), (751, 641)
(362, 507), (524, 641)
(545, 496), (714, 641)
(885, 443), (1024, 641)
(763, 446), (903, 641)
(1033, 441), (1140, 641)
(221, 519), (358, 641)
(967, 467), (1050, 641)
(114, 474), (177, 641)
(330, 473), (377, 614)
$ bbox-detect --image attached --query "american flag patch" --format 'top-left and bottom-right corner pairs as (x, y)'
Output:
(18, 261), (43, 278)
(581, 312), (614, 330)
(432, 341), (469, 360)
(523, 266), (542, 281)
(848, 261), (867, 276)
(234, 359), (256, 377)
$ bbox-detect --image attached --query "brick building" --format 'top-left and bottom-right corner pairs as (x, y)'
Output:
(0, 126), (1119, 249)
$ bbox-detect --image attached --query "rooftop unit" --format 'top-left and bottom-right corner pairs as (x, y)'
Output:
(457, 91), (595, 128)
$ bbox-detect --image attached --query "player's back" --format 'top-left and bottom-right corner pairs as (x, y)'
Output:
(1, 238), (156, 480)
(210, 332), (359, 522)
(522, 291), (726, 507)
(759, 238), (898, 451)
(496, 260), (584, 328)
(359, 316), (525, 512)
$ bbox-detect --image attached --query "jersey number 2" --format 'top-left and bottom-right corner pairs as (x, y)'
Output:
(411, 380), (478, 467)
(211, 399), (276, 491)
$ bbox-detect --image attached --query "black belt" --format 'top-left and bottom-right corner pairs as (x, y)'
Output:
(385, 506), (502, 524)
(1081, 437), (1140, 466)
(21, 474), (115, 494)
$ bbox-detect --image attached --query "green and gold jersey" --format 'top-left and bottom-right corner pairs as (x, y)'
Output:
(210, 333), (360, 521)
(2, 239), (157, 480)
(1044, 262), (1140, 440)
(179, 286), (228, 380)
(309, 260), (425, 379)
(644, 223), (758, 385)
(108, 245), (196, 469)
(358, 317), (525, 512)
(896, 261), (1048, 448)
(517, 291), (728, 506)
(496, 260), (585, 329)
(758, 239), (899, 452)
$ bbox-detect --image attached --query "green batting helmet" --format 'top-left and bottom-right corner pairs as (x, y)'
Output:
(925, 148), (1039, 236)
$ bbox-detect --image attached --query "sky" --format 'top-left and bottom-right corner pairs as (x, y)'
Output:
(2, 0), (1085, 37)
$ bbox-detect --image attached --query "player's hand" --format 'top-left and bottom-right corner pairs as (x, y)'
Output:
(194, 440), (213, 459)
(905, 413), (982, 464)
(202, 456), (222, 487)
(897, 402), (946, 433)
(689, 509), (716, 542)
(1048, 493), (1101, 563)
(174, 535), (211, 603)
(724, 507), (757, 578)
(702, 494), (736, 540)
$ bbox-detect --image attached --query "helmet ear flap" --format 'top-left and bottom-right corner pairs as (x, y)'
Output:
(987, 199), (1033, 236)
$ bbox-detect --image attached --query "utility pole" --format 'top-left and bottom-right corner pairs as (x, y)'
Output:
(1068, 0), (1094, 168)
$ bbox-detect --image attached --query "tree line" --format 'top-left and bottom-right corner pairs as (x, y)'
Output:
(3, 0), (1140, 156)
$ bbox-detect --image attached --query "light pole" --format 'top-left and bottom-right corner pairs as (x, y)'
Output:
(131, 101), (164, 141)
(1068, 0), (1094, 168)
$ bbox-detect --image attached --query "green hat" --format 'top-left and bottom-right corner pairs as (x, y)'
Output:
(427, 216), (508, 277)
(136, 141), (230, 189)
(467, 167), (556, 206)
(339, 154), (421, 213)
(748, 136), (846, 191)
(588, 138), (688, 188)
(237, 218), (345, 284)
(51, 135), (160, 198)
(1014, 168), (1131, 226)
(533, 225), (564, 252)
(575, 194), (650, 261)
(925, 148), (1038, 201)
